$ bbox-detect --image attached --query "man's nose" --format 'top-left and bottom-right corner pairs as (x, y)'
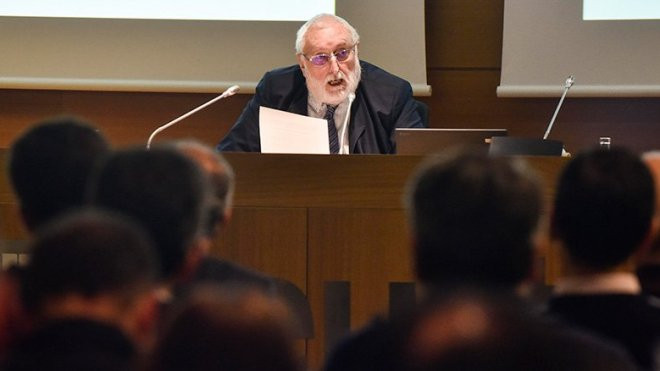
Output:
(329, 55), (340, 74)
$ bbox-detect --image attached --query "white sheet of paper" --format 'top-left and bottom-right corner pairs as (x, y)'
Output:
(259, 106), (329, 154)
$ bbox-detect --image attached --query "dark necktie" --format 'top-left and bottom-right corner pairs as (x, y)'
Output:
(325, 105), (339, 154)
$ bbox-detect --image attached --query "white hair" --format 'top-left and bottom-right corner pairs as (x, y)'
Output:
(295, 13), (360, 54)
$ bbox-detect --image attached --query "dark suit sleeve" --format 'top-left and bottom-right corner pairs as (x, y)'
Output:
(393, 83), (425, 130)
(350, 62), (425, 154)
(216, 75), (271, 152)
(389, 83), (425, 153)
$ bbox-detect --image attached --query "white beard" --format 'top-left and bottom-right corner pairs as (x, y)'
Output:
(305, 61), (361, 106)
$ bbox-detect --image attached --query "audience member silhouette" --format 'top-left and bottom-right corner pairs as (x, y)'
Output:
(547, 146), (660, 370)
(87, 144), (279, 318)
(1, 116), (110, 358)
(171, 141), (274, 292)
(400, 292), (636, 371)
(175, 140), (235, 237)
(8, 117), (110, 231)
(4, 209), (159, 371)
(88, 145), (211, 287)
(148, 286), (301, 371)
(324, 148), (545, 371)
(406, 149), (543, 293)
(173, 140), (312, 338)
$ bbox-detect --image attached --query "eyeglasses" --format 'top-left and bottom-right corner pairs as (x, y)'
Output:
(302, 46), (355, 67)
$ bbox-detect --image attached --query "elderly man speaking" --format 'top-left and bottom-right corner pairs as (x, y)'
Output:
(216, 13), (424, 154)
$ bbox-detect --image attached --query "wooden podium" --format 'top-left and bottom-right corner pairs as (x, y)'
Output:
(0, 151), (567, 370)
(214, 153), (567, 369)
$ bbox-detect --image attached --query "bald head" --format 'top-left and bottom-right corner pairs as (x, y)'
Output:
(174, 140), (235, 235)
(641, 152), (660, 261)
(643, 152), (660, 218)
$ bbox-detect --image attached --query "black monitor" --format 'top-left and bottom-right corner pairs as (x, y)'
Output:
(488, 137), (564, 156)
(395, 128), (508, 155)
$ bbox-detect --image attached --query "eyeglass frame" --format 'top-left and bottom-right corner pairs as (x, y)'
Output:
(300, 44), (357, 67)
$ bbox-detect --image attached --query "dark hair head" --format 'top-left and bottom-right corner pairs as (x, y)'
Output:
(88, 146), (210, 279)
(8, 117), (110, 231)
(21, 208), (159, 315)
(150, 286), (300, 371)
(405, 149), (542, 288)
(552, 147), (655, 269)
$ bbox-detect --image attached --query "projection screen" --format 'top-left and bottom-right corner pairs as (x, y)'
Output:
(0, 0), (429, 95)
(499, 0), (660, 97)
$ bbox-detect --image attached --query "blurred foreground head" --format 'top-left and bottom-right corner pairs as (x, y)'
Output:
(9, 116), (110, 231)
(89, 145), (211, 281)
(21, 208), (159, 342)
(403, 292), (636, 371)
(405, 148), (542, 291)
(174, 140), (235, 237)
(552, 147), (654, 270)
(150, 286), (301, 371)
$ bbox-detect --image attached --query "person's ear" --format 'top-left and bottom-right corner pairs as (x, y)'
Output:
(222, 207), (233, 226)
(297, 54), (307, 71)
(131, 291), (160, 353)
(178, 239), (210, 282)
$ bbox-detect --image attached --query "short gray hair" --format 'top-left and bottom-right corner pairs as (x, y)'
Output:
(174, 140), (235, 221)
(295, 13), (360, 54)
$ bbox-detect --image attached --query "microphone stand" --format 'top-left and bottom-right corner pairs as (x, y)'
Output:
(338, 93), (356, 154)
(543, 76), (574, 140)
(146, 85), (240, 149)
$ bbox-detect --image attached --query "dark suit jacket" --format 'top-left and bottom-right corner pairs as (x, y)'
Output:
(4, 318), (137, 371)
(216, 61), (425, 154)
(548, 293), (660, 370)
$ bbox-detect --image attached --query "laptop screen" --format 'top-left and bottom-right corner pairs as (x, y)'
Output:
(395, 128), (507, 155)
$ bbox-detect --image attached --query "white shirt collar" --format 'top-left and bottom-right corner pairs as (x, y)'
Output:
(553, 272), (641, 295)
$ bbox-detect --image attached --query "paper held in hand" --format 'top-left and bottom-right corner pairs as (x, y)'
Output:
(259, 106), (330, 154)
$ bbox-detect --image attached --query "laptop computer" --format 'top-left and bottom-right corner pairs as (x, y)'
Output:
(488, 136), (564, 156)
(395, 128), (508, 155)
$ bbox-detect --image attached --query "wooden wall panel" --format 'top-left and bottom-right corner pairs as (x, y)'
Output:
(306, 208), (412, 369)
(426, 0), (503, 68)
(0, 89), (249, 149)
(0, 89), (65, 148)
(214, 207), (307, 291)
(419, 70), (554, 133)
(60, 90), (250, 148)
(0, 203), (27, 242)
(418, 69), (660, 153)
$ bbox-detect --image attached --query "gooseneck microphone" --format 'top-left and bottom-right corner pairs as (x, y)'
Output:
(146, 85), (240, 149)
(338, 92), (356, 154)
(543, 76), (574, 140)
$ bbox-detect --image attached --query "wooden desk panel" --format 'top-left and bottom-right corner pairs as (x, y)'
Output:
(216, 153), (566, 369)
(214, 207), (307, 292)
(306, 207), (411, 364)
(223, 153), (424, 208)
